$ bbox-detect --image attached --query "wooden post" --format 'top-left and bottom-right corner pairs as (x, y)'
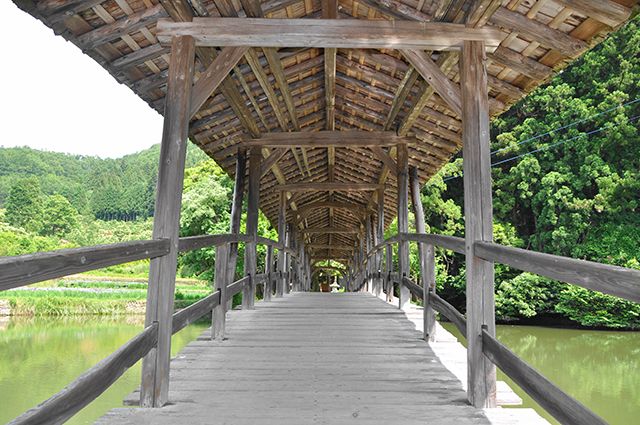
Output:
(264, 244), (273, 301)
(385, 243), (393, 302)
(140, 35), (195, 408)
(212, 243), (229, 341)
(227, 148), (246, 295)
(243, 147), (261, 310)
(396, 143), (410, 310)
(364, 215), (372, 292)
(375, 189), (385, 298)
(409, 166), (436, 341)
(462, 40), (497, 408)
(276, 192), (286, 297)
(285, 223), (292, 294)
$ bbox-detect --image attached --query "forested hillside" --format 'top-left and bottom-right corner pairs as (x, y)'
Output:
(0, 143), (208, 220)
(420, 15), (639, 328)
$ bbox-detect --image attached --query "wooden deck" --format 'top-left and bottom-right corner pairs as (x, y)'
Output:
(98, 293), (546, 424)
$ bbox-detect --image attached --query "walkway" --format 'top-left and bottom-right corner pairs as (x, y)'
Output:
(98, 293), (544, 424)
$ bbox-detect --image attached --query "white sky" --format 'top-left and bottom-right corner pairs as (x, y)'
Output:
(0, 2), (163, 158)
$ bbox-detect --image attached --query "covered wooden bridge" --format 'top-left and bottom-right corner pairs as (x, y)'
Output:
(5, 0), (640, 424)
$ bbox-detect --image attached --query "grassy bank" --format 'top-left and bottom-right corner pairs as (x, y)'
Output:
(0, 275), (212, 316)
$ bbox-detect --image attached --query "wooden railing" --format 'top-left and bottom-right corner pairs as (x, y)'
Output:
(353, 232), (639, 425)
(3, 233), (299, 425)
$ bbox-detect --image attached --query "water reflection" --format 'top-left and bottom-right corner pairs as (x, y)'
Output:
(0, 315), (206, 424)
(442, 323), (640, 425)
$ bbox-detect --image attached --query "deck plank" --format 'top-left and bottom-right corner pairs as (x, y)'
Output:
(97, 293), (548, 424)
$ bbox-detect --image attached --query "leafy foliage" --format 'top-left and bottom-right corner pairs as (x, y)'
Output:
(420, 16), (640, 328)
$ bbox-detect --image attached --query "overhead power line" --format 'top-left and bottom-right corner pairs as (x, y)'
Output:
(442, 112), (640, 183)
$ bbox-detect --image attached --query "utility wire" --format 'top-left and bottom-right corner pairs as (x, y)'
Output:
(490, 98), (639, 156)
(442, 113), (640, 182)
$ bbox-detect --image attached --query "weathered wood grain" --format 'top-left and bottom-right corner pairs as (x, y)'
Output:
(430, 292), (467, 336)
(241, 131), (410, 148)
(278, 182), (383, 192)
(156, 18), (505, 50)
(190, 46), (248, 118)
(227, 149), (247, 292)
(212, 244), (229, 341)
(490, 7), (587, 56)
(402, 49), (462, 116)
(475, 242), (640, 303)
(397, 143), (410, 311)
(398, 233), (465, 254)
(0, 239), (169, 291)
(140, 35), (195, 408)
(178, 233), (253, 252)
(461, 40), (496, 409)
(9, 323), (158, 425)
(482, 329), (607, 425)
(78, 5), (167, 51)
(172, 291), (221, 334)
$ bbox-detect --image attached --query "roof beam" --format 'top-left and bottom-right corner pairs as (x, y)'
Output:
(303, 228), (359, 234)
(260, 148), (288, 178)
(157, 19), (504, 51)
(277, 183), (384, 192)
(296, 201), (369, 216)
(241, 131), (411, 148)
(308, 244), (354, 250)
(401, 49), (462, 117)
(490, 7), (587, 57)
(369, 146), (398, 175)
(190, 46), (248, 118)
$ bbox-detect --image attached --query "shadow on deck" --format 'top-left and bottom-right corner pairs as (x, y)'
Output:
(97, 293), (546, 425)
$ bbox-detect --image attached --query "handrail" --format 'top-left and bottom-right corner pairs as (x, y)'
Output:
(0, 239), (170, 291)
(9, 270), (255, 424)
(180, 233), (297, 256)
(397, 275), (606, 425)
(179, 234), (253, 251)
(481, 329), (607, 425)
(429, 292), (467, 336)
(227, 275), (251, 297)
(8, 322), (159, 425)
(172, 290), (221, 334)
(398, 233), (465, 254)
(475, 241), (640, 303)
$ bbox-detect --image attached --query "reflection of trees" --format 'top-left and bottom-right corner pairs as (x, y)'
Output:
(497, 326), (640, 423)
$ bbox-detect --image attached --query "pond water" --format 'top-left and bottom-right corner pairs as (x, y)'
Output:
(1, 317), (637, 424)
(442, 323), (640, 425)
(0, 315), (207, 424)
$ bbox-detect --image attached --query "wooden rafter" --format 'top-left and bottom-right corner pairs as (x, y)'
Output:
(190, 46), (248, 118)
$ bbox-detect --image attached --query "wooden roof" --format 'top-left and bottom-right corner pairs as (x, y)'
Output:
(14, 0), (637, 265)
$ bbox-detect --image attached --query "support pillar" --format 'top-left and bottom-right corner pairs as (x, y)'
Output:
(264, 244), (273, 301)
(396, 143), (410, 310)
(410, 166), (436, 341)
(227, 148), (246, 304)
(385, 244), (393, 302)
(375, 189), (385, 298)
(276, 192), (287, 297)
(462, 40), (497, 408)
(212, 244), (229, 341)
(243, 148), (261, 310)
(140, 35), (195, 408)
(285, 223), (292, 294)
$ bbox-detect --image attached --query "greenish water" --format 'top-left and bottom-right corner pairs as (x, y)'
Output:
(442, 323), (640, 425)
(0, 316), (207, 424)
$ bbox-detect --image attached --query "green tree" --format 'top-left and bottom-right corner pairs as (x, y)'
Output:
(40, 194), (79, 236)
(5, 177), (43, 232)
